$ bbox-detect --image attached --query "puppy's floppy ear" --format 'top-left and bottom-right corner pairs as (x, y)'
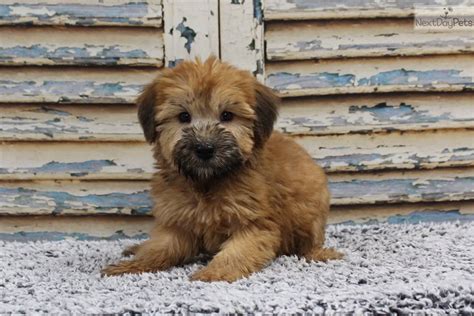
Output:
(137, 82), (158, 143)
(253, 82), (280, 147)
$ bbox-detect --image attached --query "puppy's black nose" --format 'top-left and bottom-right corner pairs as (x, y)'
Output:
(195, 143), (215, 160)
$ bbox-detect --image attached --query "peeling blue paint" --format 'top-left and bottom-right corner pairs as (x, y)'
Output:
(358, 69), (473, 86)
(0, 80), (143, 103)
(0, 126), (79, 138)
(0, 2), (160, 26)
(0, 187), (152, 215)
(273, 38), (474, 58)
(316, 153), (392, 170)
(277, 0), (457, 11)
(387, 210), (474, 224)
(330, 177), (474, 203)
(0, 44), (151, 65)
(168, 58), (184, 68)
(339, 39), (473, 52)
(0, 231), (148, 242)
(280, 101), (474, 134)
(0, 5), (10, 16)
(337, 210), (474, 226)
(0, 45), (152, 66)
(0, 116), (36, 121)
(267, 71), (355, 90)
(176, 18), (196, 54)
(294, 39), (323, 51)
(253, 0), (263, 23)
(349, 102), (453, 124)
(268, 68), (474, 92)
(0, 160), (117, 176)
(0, 105), (142, 138)
(315, 149), (474, 171)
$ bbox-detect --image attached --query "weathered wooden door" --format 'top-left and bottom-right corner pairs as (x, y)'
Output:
(1, 0), (473, 239)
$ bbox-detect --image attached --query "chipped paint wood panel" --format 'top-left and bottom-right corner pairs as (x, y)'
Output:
(298, 130), (474, 172)
(0, 67), (157, 103)
(219, 0), (265, 80)
(330, 201), (474, 225)
(279, 93), (474, 136)
(266, 19), (474, 61)
(163, 0), (218, 67)
(264, 0), (474, 20)
(2, 130), (474, 180)
(266, 55), (474, 97)
(1, 168), (474, 215)
(0, 142), (154, 180)
(0, 104), (143, 142)
(0, 181), (152, 216)
(1, 202), (473, 239)
(0, 0), (162, 27)
(0, 215), (154, 240)
(0, 27), (163, 67)
(4, 93), (474, 141)
(330, 168), (474, 205)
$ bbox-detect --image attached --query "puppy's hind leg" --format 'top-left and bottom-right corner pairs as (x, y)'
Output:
(304, 247), (343, 262)
(122, 243), (141, 257)
(302, 221), (343, 262)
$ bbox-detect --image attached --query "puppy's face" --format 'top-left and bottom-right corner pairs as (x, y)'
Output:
(137, 57), (279, 184)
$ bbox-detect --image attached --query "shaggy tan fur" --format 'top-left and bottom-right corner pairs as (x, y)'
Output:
(102, 57), (342, 282)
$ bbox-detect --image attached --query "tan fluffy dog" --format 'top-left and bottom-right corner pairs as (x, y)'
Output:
(102, 57), (342, 282)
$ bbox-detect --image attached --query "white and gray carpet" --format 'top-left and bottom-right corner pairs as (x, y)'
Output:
(1, 222), (473, 314)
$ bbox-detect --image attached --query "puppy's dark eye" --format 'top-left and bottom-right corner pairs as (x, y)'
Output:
(178, 112), (191, 123)
(220, 111), (234, 122)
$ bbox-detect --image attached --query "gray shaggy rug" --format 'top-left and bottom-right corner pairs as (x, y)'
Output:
(0, 221), (473, 314)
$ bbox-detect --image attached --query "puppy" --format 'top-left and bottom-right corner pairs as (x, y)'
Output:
(102, 57), (342, 282)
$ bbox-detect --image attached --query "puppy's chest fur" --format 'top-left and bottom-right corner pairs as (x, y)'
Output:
(150, 170), (266, 250)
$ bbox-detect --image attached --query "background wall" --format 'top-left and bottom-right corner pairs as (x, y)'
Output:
(1, 0), (473, 240)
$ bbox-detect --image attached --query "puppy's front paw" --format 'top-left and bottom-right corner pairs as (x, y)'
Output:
(191, 266), (244, 283)
(101, 260), (143, 277)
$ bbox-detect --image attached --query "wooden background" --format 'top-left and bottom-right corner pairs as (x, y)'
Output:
(1, 0), (473, 240)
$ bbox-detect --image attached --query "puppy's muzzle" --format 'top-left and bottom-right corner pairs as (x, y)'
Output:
(195, 142), (215, 160)
(173, 124), (244, 184)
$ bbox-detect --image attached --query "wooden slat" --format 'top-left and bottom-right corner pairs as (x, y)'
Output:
(330, 201), (474, 224)
(279, 93), (474, 135)
(330, 168), (474, 205)
(266, 19), (474, 61)
(0, 0), (162, 27)
(0, 142), (154, 180)
(264, 0), (473, 21)
(0, 104), (143, 142)
(2, 130), (474, 179)
(0, 27), (163, 67)
(266, 55), (474, 96)
(4, 93), (474, 141)
(1, 168), (473, 215)
(0, 181), (151, 215)
(0, 215), (154, 240)
(299, 130), (474, 172)
(0, 68), (157, 103)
